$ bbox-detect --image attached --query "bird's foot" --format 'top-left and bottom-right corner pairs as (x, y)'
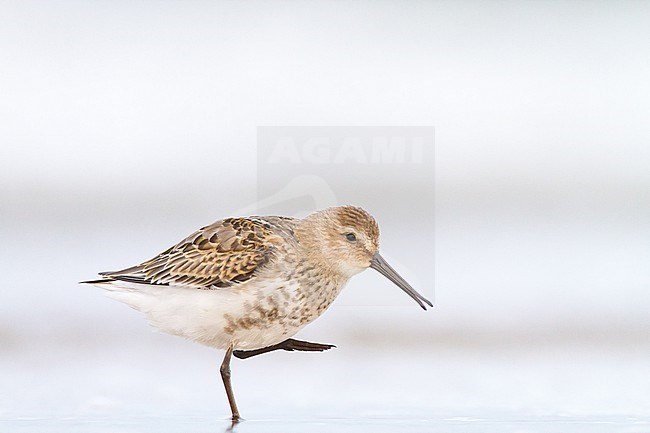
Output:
(281, 338), (336, 352)
(233, 338), (335, 359)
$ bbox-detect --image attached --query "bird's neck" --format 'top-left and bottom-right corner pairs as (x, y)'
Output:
(293, 214), (348, 283)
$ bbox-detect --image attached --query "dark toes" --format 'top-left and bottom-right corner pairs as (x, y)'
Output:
(285, 339), (336, 352)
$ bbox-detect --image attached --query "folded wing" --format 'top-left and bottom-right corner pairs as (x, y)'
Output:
(98, 217), (283, 289)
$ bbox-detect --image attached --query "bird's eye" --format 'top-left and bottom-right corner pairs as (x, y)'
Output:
(345, 233), (357, 242)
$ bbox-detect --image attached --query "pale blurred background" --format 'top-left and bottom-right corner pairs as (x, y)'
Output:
(1, 1), (649, 431)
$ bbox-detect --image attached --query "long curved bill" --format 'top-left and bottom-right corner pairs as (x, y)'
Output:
(370, 253), (433, 310)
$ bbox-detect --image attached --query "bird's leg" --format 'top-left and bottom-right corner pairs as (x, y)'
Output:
(233, 338), (336, 359)
(220, 344), (241, 422)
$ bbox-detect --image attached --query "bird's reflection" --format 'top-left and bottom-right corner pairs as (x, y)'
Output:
(224, 417), (240, 433)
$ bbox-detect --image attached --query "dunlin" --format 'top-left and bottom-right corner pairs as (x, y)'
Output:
(83, 206), (431, 421)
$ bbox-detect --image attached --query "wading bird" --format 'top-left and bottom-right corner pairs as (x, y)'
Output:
(83, 206), (431, 421)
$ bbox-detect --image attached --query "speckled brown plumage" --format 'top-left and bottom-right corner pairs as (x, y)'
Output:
(84, 205), (431, 422)
(100, 216), (297, 288)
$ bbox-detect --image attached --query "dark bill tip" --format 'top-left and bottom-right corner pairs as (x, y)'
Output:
(370, 253), (433, 310)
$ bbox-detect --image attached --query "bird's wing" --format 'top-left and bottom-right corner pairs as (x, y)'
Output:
(98, 217), (291, 288)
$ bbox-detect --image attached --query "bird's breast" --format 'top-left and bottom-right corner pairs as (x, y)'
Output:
(221, 273), (346, 350)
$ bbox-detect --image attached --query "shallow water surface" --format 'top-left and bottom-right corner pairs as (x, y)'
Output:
(3, 415), (649, 433)
(2, 339), (649, 433)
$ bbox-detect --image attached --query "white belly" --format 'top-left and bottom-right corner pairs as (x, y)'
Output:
(97, 279), (316, 350)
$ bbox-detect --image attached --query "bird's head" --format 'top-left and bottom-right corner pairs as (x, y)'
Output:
(299, 206), (432, 310)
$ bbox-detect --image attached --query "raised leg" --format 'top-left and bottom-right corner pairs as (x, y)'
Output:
(220, 344), (240, 422)
(233, 338), (336, 360)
